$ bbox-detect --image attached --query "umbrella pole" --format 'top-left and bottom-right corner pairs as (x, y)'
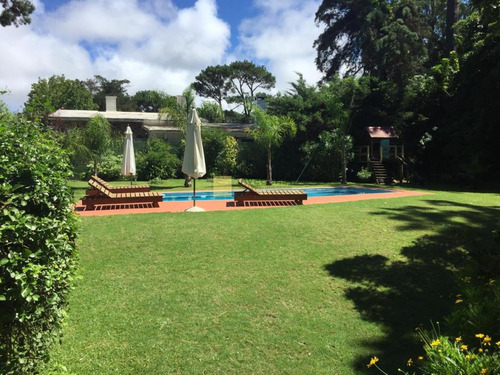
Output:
(193, 178), (196, 207)
(130, 175), (133, 185)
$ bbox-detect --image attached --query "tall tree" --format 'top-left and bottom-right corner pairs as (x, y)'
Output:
(314, 0), (453, 85)
(83, 75), (132, 111)
(314, 0), (390, 79)
(25, 75), (97, 112)
(319, 77), (367, 184)
(0, 0), (34, 27)
(193, 65), (231, 119)
(81, 115), (112, 176)
(132, 90), (169, 112)
(227, 60), (276, 121)
(250, 106), (296, 185)
(445, 0), (460, 55)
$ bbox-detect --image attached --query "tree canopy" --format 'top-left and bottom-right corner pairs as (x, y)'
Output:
(193, 60), (276, 122)
(0, 0), (35, 27)
(25, 75), (97, 112)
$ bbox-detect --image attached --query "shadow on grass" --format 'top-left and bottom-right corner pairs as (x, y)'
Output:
(324, 200), (500, 374)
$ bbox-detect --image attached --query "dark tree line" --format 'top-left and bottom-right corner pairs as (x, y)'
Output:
(312, 0), (500, 184)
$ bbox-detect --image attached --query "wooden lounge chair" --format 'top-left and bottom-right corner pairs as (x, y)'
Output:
(234, 179), (307, 206)
(86, 175), (151, 195)
(82, 179), (162, 210)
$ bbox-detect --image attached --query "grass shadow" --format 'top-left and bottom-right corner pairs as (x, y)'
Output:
(324, 199), (500, 373)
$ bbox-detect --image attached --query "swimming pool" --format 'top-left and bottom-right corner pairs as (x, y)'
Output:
(162, 186), (393, 202)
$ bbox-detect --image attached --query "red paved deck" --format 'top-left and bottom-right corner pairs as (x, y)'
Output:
(73, 188), (429, 216)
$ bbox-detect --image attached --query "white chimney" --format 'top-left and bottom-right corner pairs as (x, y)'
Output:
(105, 96), (117, 112)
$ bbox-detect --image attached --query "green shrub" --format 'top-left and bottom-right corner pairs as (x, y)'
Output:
(86, 151), (122, 181)
(136, 138), (180, 181)
(357, 166), (373, 181)
(0, 118), (79, 374)
(202, 127), (238, 177)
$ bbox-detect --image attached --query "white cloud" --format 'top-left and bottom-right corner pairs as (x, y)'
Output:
(237, 0), (323, 93)
(0, 0), (325, 112)
(0, 0), (230, 111)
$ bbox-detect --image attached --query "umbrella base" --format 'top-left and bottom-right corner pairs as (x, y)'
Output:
(185, 205), (205, 212)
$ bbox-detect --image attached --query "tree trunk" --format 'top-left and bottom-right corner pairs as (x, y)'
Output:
(266, 144), (273, 185)
(445, 0), (460, 56)
(93, 161), (98, 176)
(341, 135), (347, 184)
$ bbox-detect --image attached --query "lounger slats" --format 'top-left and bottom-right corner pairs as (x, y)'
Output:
(235, 179), (307, 206)
(82, 176), (162, 210)
(90, 175), (151, 192)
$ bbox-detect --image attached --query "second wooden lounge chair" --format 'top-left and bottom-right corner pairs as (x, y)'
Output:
(82, 179), (162, 210)
(86, 175), (151, 196)
(234, 179), (307, 206)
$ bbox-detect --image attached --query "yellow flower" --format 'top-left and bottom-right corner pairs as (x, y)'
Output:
(407, 358), (413, 367)
(479, 348), (483, 353)
(487, 279), (495, 286)
(466, 354), (471, 359)
(367, 356), (379, 368)
(496, 341), (500, 347)
(461, 344), (468, 351)
(483, 335), (491, 345)
(476, 333), (485, 339)
(481, 369), (488, 374)
(455, 299), (463, 303)
(418, 356), (424, 360)
(431, 339), (441, 347)
(456, 336), (462, 342)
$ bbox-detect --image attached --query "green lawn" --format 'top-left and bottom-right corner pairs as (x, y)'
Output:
(45, 184), (500, 374)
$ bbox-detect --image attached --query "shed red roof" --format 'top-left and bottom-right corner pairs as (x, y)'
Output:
(365, 126), (398, 139)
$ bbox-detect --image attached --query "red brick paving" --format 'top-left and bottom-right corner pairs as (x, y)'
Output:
(73, 188), (429, 216)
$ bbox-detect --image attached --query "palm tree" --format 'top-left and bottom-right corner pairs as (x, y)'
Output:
(250, 107), (296, 185)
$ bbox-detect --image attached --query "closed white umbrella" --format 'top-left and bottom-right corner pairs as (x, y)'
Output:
(182, 107), (206, 212)
(121, 126), (136, 185)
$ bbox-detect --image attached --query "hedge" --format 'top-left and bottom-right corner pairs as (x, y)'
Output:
(0, 117), (79, 374)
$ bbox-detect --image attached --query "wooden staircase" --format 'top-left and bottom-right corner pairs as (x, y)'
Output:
(370, 161), (390, 184)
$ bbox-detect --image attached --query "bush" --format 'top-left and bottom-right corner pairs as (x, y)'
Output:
(357, 166), (373, 181)
(136, 138), (180, 181)
(202, 128), (238, 177)
(0, 118), (79, 374)
(86, 151), (122, 181)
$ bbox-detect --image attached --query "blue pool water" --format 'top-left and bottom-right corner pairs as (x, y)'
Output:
(162, 186), (393, 202)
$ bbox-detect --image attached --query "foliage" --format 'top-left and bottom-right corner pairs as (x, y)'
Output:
(313, 0), (454, 84)
(250, 106), (296, 185)
(159, 87), (195, 134)
(193, 61), (275, 123)
(301, 129), (352, 182)
(82, 115), (112, 176)
(0, 117), (78, 374)
(0, 0), (35, 27)
(193, 65), (232, 118)
(136, 138), (180, 181)
(25, 75), (98, 114)
(86, 151), (122, 181)
(198, 102), (224, 123)
(201, 127), (238, 177)
(82, 75), (133, 111)
(227, 60), (276, 121)
(417, 330), (500, 375)
(24, 75), (95, 126)
(132, 90), (170, 112)
(357, 166), (373, 181)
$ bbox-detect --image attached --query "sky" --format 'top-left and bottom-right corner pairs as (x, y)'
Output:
(0, 0), (324, 112)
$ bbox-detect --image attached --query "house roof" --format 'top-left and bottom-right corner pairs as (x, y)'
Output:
(48, 109), (170, 125)
(365, 126), (398, 139)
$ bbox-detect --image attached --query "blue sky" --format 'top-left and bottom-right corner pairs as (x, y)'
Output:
(0, 0), (323, 111)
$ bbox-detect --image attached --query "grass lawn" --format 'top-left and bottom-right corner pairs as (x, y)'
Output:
(45, 183), (500, 374)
